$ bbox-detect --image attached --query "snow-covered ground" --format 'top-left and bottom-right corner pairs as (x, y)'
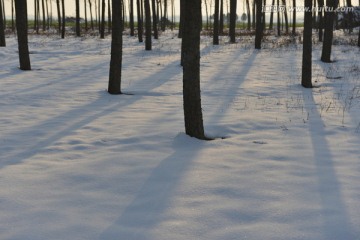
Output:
(0, 31), (359, 240)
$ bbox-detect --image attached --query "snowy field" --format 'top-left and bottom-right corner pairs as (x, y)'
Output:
(0, 31), (360, 240)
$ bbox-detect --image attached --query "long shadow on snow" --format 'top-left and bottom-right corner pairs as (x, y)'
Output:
(0, 62), (181, 169)
(204, 49), (258, 128)
(302, 88), (356, 239)
(99, 134), (206, 240)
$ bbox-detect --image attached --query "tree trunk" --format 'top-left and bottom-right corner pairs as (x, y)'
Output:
(61, 0), (65, 38)
(178, 0), (185, 38)
(129, 0), (134, 36)
(204, 0), (209, 30)
(137, 0), (143, 42)
(255, 0), (263, 49)
(219, 0), (224, 34)
(162, 0), (167, 31)
(89, 0), (94, 30)
(12, 0), (15, 32)
(282, 0), (289, 34)
(42, 0), (46, 31)
(302, 0), (313, 88)
(292, 0), (296, 35)
(252, 0), (256, 29)
(213, 0), (219, 45)
(100, 0), (105, 38)
(269, 0), (275, 29)
(144, 0), (152, 50)
(152, 0), (158, 39)
(318, 0), (324, 41)
(108, 0), (111, 33)
(108, 0), (123, 94)
(229, 0), (237, 43)
(56, 0), (61, 34)
(0, 0), (5, 47)
(182, 0), (206, 140)
(76, 0), (81, 36)
(321, 0), (337, 62)
(15, 0), (31, 70)
(277, 0), (280, 36)
(84, 0), (88, 31)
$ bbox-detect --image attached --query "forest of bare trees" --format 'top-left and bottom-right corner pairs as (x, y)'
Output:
(1, 0), (359, 139)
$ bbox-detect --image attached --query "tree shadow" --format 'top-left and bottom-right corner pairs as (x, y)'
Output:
(301, 88), (356, 239)
(99, 134), (206, 240)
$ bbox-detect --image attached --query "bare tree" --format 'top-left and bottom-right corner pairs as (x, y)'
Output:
(152, 0), (158, 39)
(292, 0), (296, 34)
(137, 0), (143, 42)
(61, 0), (65, 38)
(56, 0), (61, 34)
(100, 0), (105, 38)
(108, 0), (123, 94)
(182, 0), (207, 140)
(15, 0), (31, 70)
(302, 0), (313, 88)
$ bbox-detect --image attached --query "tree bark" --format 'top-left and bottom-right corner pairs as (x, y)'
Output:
(182, 0), (206, 140)
(229, 0), (237, 43)
(100, 0), (105, 38)
(255, 0), (263, 49)
(144, 0), (152, 50)
(0, 0), (5, 47)
(321, 0), (337, 62)
(213, 0), (219, 45)
(61, 0), (65, 38)
(152, 0), (158, 39)
(15, 0), (31, 70)
(76, 0), (81, 36)
(292, 0), (296, 35)
(302, 0), (313, 88)
(129, 0), (135, 36)
(137, 0), (143, 42)
(108, 0), (123, 94)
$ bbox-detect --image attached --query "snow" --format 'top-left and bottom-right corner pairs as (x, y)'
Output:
(0, 31), (359, 240)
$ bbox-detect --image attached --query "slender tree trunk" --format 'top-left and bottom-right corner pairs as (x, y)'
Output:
(129, 0), (134, 36)
(84, 0), (88, 31)
(182, 0), (206, 140)
(277, 0), (281, 35)
(229, 0), (237, 43)
(42, 0), (46, 31)
(247, 0), (252, 30)
(108, 0), (111, 33)
(12, 0), (15, 32)
(161, 0), (167, 31)
(56, 0), (61, 34)
(100, 0), (105, 38)
(255, 0), (263, 49)
(292, 0), (296, 35)
(302, 0), (313, 88)
(318, 0), (324, 41)
(0, 0), (5, 47)
(252, 0), (256, 29)
(137, 0), (143, 42)
(89, 0), (94, 30)
(76, 0), (81, 36)
(108, 0), (123, 94)
(152, 0), (158, 39)
(15, 0), (31, 70)
(61, 0), (65, 38)
(219, 0), (224, 33)
(269, 0), (275, 29)
(321, 0), (337, 62)
(213, 0), (220, 45)
(282, 0), (289, 34)
(204, 0), (209, 30)
(144, 0), (152, 50)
